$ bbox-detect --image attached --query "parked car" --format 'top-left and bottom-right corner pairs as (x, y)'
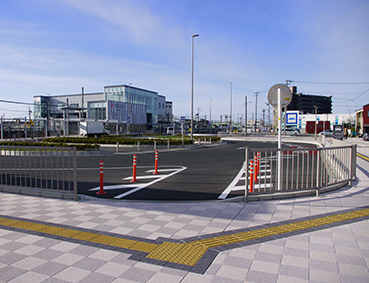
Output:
(364, 133), (369, 141)
(319, 129), (333, 137)
(277, 128), (300, 136)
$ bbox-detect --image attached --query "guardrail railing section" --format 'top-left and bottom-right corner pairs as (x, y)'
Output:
(248, 145), (354, 194)
(0, 146), (77, 199)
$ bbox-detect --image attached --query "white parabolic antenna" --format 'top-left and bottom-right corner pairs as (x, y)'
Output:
(267, 84), (292, 108)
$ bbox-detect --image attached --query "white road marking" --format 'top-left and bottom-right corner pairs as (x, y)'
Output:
(114, 166), (187, 199)
(89, 166), (187, 199)
(218, 162), (245, 200)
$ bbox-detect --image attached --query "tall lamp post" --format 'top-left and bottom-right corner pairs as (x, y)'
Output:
(229, 82), (232, 132)
(128, 83), (132, 134)
(191, 34), (199, 140)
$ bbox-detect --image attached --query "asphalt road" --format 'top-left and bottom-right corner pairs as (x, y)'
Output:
(76, 140), (315, 201)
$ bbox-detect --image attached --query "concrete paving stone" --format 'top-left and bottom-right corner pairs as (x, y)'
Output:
(12, 256), (47, 270)
(277, 274), (309, 283)
(309, 242), (335, 253)
(78, 272), (117, 283)
(222, 255), (252, 269)
(309, 259), (339, 273)
(254, 251), (283, 263)
(181, 272), (214, 283)
(215, 265), (248, 281)
(73, 257), (108, 271)
(50, 242), (80, 252)
(52, 252), (85, 265)
(7, 270), (49, 283)
(118, 266), (156, 282)
(258, 244), (283, 255)
(309, 250), (337, 262)
(338, 262), (369, 277)
(281, 255), (309, 268)
(53, 266), (92, 283)
(283, 247), (309, 258)
(13, 244), (45, 256)
(336, 253), (367, 266)
(279, 264), (308, 279)
(284, 239), (309, 250)
(0, 265), (27, 282)
(88, 249), (121, 262)
(340, 273), (369, 283)
(250, 259), (280, 274)
(245, 270), (278, 283)
(309, 269), (341, 283)
(95, 261), (131, 277)
(32, 261), (68, 276)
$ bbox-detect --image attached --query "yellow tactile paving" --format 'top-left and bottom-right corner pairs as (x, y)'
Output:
(1, 208), (369, 267)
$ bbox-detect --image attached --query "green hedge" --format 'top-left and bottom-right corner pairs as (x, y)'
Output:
(0, 141), (98, 151)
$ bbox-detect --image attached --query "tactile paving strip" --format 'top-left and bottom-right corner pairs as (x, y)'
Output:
(1, 206), (369, 273)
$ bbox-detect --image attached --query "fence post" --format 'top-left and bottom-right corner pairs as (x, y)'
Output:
(245, 147), (249, 203)
(249, 160), (254, 193)
(73, 147), (77, 201)
(167, 139), (170, 149)
(350, 144), (357, 185)
(154, 140), (156, 151)
(116, 142), (119, 153)
(137, 141), (140, 152)
(316, 149), (320, 188)
(97, 160), (107, 195)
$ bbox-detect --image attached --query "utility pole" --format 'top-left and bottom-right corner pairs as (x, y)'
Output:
(245, 96), (247, 137)
(266, 102), (270, 132)
(262, 109), (265, 130)
(254, 92), (259, 132)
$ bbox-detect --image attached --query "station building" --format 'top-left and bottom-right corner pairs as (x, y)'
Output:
(33, 84), (172, 135)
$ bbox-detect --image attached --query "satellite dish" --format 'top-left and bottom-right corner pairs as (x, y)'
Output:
(267, 84), (292, 108)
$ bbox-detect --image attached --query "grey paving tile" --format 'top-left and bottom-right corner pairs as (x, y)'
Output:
(32, 261), (68, 276)
(245, 270), (278, 283)
(0, 265), (26, 282)
(119, 266), (156, 282)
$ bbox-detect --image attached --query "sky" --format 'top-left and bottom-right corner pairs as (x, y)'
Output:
(1, 0), (369, 122)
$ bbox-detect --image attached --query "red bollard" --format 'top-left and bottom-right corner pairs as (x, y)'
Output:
(97, 160), (107, 195)
(153, 151), (159, 175)
(249, 160), (254, 193)
(131, 154), (138, 182)
(254, 153), (259, 183)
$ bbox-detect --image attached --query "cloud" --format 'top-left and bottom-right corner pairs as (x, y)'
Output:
(62, 0), (184, 48)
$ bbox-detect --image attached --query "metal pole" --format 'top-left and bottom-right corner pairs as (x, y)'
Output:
(278, 88), (281, 191)
(254, 92), (259, 133)
(229, 82), (232, 131)
(314, 106), (318, 140)
(245, 147), (249, 203)
(73, 147), (77, 201)
(128, 83), (132, 134)
(209, 98), (212, 133)
(191, 34), (199, 141)
(245, 96), (247, 137)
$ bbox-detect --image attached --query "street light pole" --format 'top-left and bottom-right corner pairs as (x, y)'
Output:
(128, 83), (132, 134)
(191, 34), (199, 141)
(229, 82), (232, 133)
(209, 98), (212, 133)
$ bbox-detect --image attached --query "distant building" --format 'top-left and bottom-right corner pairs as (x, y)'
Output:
(356, 103), (369, 135)
(287, 87), (332, 114)
(33, 84), (171, 135)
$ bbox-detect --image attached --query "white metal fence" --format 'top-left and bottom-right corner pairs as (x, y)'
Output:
(0, 146), (77, 200)
(245, 145), (357, 199)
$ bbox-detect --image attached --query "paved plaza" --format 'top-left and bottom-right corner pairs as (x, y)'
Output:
(0, 138), (368, 282)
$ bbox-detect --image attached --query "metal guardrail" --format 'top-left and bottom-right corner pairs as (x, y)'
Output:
(244, 145), (357, 201)
(0, 146), (77, 200)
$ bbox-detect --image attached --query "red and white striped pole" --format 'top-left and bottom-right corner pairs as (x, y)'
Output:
(254, 152), (260, 183)
(131, 154), (138, 183)
(249, 160), (254, 193)
(96, 160), (107, 195)
(153, 151), (159, 175)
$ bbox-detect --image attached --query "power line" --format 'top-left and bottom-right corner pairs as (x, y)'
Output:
(0, 99), (33, 105)
(289, 80), (369, 85)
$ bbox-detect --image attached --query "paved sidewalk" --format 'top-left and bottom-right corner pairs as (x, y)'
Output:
(0, 140), (368, 282)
